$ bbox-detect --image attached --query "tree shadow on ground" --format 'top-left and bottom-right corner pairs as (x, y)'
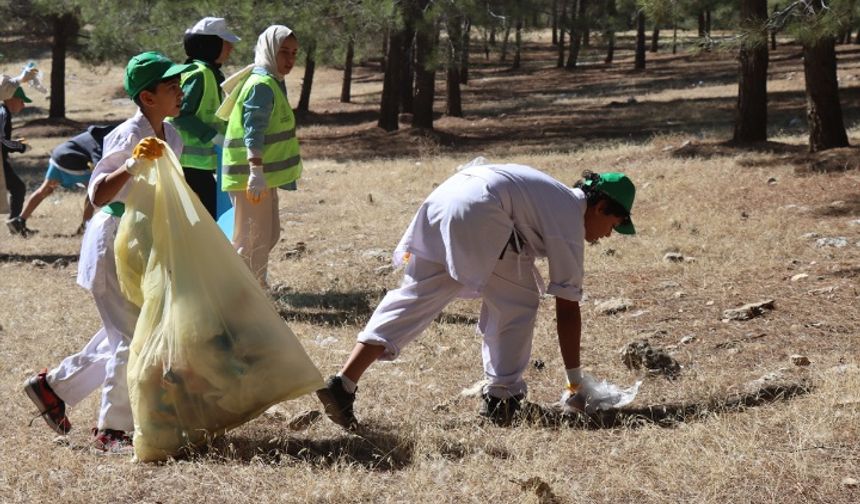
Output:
(518, 381), (812, 429)
(274, 289), (478, 326)
(813, 193), (860, 218)
(274, 289), (376, 326)
(207, 423), (414, 471)
(0, 252), (78, 265)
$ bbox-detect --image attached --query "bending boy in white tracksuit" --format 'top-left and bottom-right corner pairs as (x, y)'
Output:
(317, 160), (637, 427)
(23, 52), (191, 452)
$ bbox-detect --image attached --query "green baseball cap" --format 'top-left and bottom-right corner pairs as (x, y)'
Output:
(124, 51), (194, 100)
(13, 86), (32, 103)
(584, 172), (636, 235)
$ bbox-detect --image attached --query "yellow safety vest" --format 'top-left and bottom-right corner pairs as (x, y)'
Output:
(168, 61), (223, 170)
(222, 72), (301, 191)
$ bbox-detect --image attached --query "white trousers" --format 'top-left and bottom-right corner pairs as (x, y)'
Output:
(48, 224), (139, 431)
(230, 189), (280, 287)
(358, 251), (540, 399)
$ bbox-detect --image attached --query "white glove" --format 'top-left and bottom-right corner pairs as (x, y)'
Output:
(246, 163), (267, 203)
(560, 369), (642, 413)
(17, 66), (38, 84)
(211, 133), (225, 147)
(124, 157), (154, 176)
(562, 368), (598, 413)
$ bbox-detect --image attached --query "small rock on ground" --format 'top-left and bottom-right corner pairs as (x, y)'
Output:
(595, 298), (632, 315)
(722, 300), (775, 321)
(620, 340), (682, 378)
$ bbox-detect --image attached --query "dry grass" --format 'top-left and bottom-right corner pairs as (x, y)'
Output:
(2, 33), (860, 503)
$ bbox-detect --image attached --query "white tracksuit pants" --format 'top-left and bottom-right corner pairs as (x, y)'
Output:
(48, 214), (139, 432)
(47, 328), (112, 406)
(358, 251), (540, 399)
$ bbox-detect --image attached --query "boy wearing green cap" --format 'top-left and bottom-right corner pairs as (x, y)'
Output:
(317, 159), (636, 428)
(2, 86), (34, 236)
(23, 52), (193, 453)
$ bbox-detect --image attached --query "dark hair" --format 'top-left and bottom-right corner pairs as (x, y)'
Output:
(574, 170), (629, 219)
(133, 76), (181, 108)
(183, 33), (223, 65)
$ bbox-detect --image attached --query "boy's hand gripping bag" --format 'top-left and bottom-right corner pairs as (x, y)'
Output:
(114, 139), (323, 462)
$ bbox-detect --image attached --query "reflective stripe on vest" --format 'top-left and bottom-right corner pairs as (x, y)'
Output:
(222, 73), (302, 192)
(223, 128), (296, 149)
(222, 155), (302, 175)
(169, 62), (223, 171)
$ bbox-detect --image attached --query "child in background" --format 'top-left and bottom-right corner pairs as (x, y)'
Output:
(15, 125), (115, 235)
(23, 52), (191, 453)
(169, 17), (239, 218)
(218, 25), (302, 287)
(317, 163), (636, 428)
(2, 86), (33, 236)
(0, 67), (38, 216)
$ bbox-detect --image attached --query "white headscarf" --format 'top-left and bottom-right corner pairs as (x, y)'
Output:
(254, 25), (294, 81)
(217, 24), (295, 121)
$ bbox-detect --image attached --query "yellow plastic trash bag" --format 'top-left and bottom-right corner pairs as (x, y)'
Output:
(115, 139), (323, 462)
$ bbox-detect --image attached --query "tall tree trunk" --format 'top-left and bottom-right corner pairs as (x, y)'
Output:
(297, 42), (316, 113)
(803, 37), (849, 151)
(378, 29), (404, 131)
(400, 25), (415, 114)
(412, 4), (435, 130)
(770, 4), (778, 50)
(635, 11), (646, 70)
(705, 9), (712, 35)
(460, 17), (471, 84)
(672, 22), (678, 54)
(513, 18), (523, 69)
(446, 16), (463, 117)
(698, 12), (705, 37)
(605, 0), (616, 63)
(552, 0), (559, 45)
(501, 24), (512, 62)
(733, 0), (769, 144)
(557, 2), (567, 67)
(605, 32), (615, 63)
(490, 27), (496, 45)
(340, 39), (354, 103)
(49, 13), (79, 119)
(567, 0), (586, 69)
(651, 27), (659, 53)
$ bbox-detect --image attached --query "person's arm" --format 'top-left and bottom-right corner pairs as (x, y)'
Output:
(171, 72), (219, 142)
(91, 168), (132, 207)
(91, 137), (162, 206)
(556, 296), (582, 370)
(241, 82), (274, 165)
(0, 138), (27, 153)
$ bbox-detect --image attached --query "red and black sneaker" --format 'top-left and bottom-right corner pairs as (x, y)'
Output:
(91, 428), (133, 455)
(23, 369), (72, 434)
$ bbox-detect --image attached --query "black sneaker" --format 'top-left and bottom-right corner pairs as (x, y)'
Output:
(6, 217), (37, 237)
(316, 375), (357, 429)
(479, 392), (524, 426)
(6, 216), (24, 235)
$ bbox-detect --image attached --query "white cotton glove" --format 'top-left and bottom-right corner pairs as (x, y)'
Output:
(16, 66), (38, 84)
(211, 133), (225, 148)
(560, 367), (643, 413)
(246, 163), (267, 203)
(562, 367), (597, 413)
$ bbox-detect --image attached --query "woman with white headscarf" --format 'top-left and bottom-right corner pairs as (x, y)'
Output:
(218, 25), (302, 287)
